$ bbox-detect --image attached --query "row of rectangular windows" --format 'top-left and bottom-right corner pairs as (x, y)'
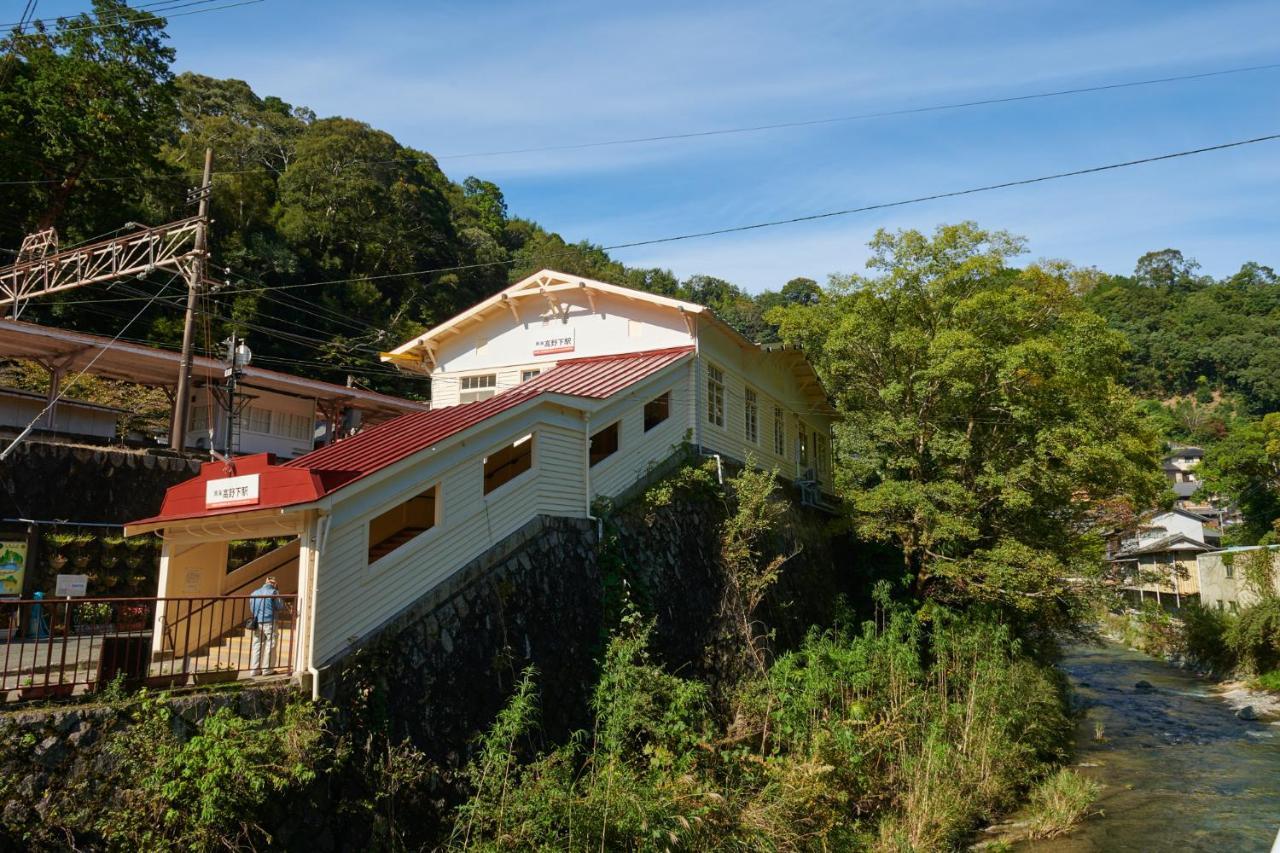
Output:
(190, 404), (313, 441)
(706, 363), (828, 476)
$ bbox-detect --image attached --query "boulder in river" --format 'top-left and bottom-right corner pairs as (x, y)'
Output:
(1134, 680), (1154, 690)
(1236, 705), (1258, 721)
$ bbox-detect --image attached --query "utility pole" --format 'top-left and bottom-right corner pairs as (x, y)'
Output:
(169, 148), (213, 451)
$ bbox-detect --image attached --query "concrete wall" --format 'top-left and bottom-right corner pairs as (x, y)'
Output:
(1197, 547), (1280, 611)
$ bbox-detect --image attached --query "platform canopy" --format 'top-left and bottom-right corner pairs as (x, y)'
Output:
(0, 318), (429, 425)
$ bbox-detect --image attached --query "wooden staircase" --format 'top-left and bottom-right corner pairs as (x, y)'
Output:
(181, 620), (295, 676)
(368, 527), (429, 562)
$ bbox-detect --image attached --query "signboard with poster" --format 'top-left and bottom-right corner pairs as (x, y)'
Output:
(55, 574), (88, 598)
(0, 542), (27, 597)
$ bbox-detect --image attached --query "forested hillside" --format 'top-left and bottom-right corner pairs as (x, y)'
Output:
(1, 1), (807, 399)
(3, 2), (1277, 543)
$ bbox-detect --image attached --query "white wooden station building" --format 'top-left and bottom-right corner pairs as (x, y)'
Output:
(126, 271), (837, 687)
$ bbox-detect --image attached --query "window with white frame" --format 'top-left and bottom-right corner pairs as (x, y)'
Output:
(520, 369), (541, 383)
(773, 406), (785, 456)
(245, 406), (272, 434)
(706, 364), (725, 427)
(281, 412), (312, 441)
(460, 373), (497, 403)
(744, 388), (758, 444)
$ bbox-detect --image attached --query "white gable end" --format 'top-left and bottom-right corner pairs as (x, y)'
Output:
(433, 287), (692, 374)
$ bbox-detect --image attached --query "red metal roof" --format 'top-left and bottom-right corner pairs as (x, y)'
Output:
(130, 346), (693, 528)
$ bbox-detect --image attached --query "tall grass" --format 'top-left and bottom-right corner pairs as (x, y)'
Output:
(1023, 769), (1100, 840)
(450, 606), (1071, 851)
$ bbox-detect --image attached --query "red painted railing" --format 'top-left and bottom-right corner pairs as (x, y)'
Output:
(0, 594), (295, 702)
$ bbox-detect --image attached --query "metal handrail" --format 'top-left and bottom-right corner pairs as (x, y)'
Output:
(0, 594), (297, 702)
(163, 555), (296, 648)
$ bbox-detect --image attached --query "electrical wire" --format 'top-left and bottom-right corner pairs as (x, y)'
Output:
(66, 129), (1276, 298)
(0, 0), (224, 29)
(3, 60), (1277, 185)
(14, 0), (264, 36)
(435, 62), (1280, 160)
(0, 272), (177, 462)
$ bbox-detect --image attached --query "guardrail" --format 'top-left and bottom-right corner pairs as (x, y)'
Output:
(0, 594), (295, 702)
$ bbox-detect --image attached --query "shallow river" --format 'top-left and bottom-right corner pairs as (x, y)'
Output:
(1023, 642), (1280, 852)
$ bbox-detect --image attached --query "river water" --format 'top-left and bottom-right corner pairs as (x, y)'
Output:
(1023, 642), (1280, 852)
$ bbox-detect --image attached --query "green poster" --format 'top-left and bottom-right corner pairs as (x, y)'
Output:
(0, 542), (26, 597)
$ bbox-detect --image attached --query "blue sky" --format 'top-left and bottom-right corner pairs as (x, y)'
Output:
(42, 0), (1280, 291)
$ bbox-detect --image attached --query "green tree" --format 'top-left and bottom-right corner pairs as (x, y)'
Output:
(1199, 413), (1280, 544)
(0, 0), (177, 235)
(772, 223), (1164, 626)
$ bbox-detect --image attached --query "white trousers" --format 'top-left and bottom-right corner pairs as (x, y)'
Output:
(250, 622), (276, 674)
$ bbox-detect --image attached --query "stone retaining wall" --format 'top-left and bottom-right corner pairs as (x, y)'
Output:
(0, 439), (199, 525)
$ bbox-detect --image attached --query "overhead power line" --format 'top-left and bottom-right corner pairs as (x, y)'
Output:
(0, 0), (227, 30)
(127, 130), (1280, 296)
(600, 132), (1280, 250)
(13, 131), (1278, 338)
(2, 0), (264, 37)
(0, 274), (178, 463)
(436, 62), (1280, 160)
(2, 59), (1277, 187)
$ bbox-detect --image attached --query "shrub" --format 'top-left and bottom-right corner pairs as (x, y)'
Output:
(450, 612), (720, 851)
(451, 605), (1073, 851)
(1179, 602), (1236, 673)
(91, 696), (334, 850)
(1227, 598), (1280, 674)
(1133, 601), (1183, 657)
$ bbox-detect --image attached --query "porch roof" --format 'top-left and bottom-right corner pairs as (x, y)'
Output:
(126, 346), (693, 533)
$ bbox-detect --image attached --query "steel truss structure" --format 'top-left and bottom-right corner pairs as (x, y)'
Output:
(0, 218), (202, 317)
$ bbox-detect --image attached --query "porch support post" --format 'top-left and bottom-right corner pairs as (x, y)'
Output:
(294, 511), (318, 681)
(151, 538), (173, 659)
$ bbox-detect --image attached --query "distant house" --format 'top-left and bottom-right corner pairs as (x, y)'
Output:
(1160, 445), (1220, 514)
(126, 271), (838, 686)
(1109, 508), (1221, 608)
(1196, 545), (1280, 613)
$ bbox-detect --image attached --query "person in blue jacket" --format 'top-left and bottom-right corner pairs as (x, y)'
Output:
(249, 576), (284, 676)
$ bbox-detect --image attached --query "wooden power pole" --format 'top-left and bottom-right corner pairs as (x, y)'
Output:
(169, 148), (214, 451)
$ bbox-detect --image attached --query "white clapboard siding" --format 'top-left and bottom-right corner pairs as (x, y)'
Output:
(694, 326), (834, 489)
(587, 375), (691, 501)
(311, 413), (588, 665)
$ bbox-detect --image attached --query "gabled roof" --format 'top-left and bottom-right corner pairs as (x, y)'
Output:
(1172, 481), (1201, 498)
(1111, 532), (1218, 559)
(385, 270), (710, 369)
(382, 269), (836, 416)
(127, 346), (694, 531)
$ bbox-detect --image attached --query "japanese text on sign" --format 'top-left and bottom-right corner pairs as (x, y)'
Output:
(205, 473), (261, 509)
